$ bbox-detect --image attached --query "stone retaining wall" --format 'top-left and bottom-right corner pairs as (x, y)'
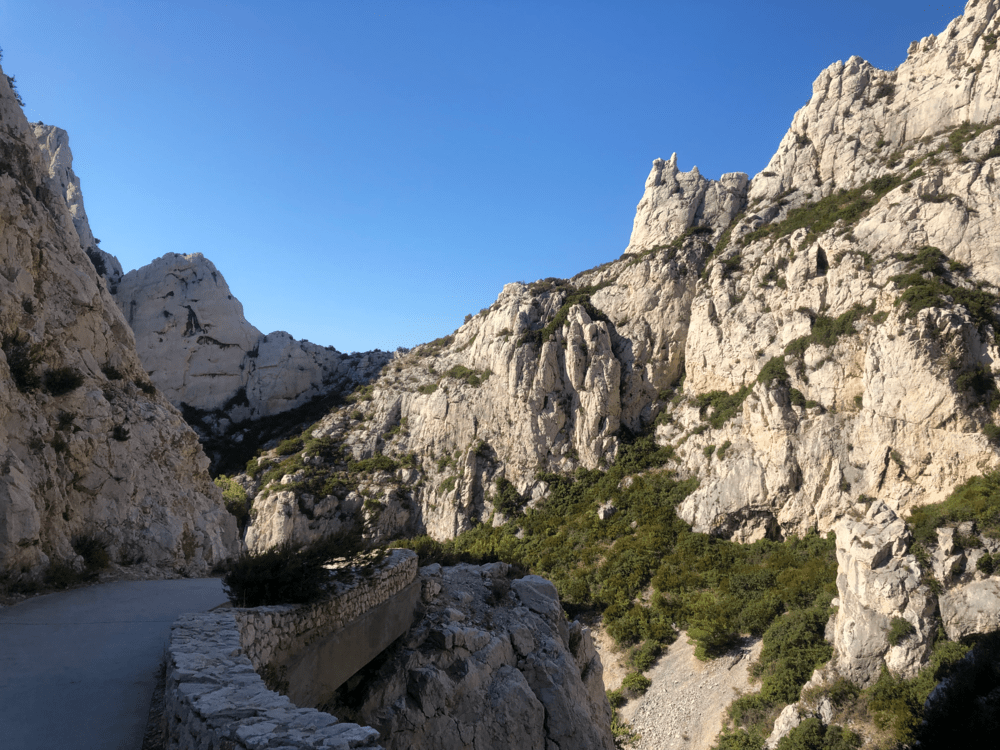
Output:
(233, 549), (418, 672)
(165, 549), (418, 749)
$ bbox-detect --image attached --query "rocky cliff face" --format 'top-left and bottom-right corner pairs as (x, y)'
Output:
(0, 70), (238, 577)
(325, 562), (614, 750)
(30, 129), (392, 466)
(235, 1), (1000, 695)
(244, 0), (1000, 550)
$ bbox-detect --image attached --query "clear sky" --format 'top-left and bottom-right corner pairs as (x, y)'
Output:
(0, 0), (966, 353)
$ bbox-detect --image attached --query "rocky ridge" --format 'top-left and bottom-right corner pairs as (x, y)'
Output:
(244, 0), (1000, 553)
(0, 70), (238, 577)
(231, 1), (1000, 734)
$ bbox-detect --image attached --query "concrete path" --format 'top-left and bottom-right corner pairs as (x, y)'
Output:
(0, 578), (228, 750)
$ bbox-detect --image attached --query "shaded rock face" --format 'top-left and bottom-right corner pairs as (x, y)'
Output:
(0, 69), (238, 576)
(325, 563), (614, 750)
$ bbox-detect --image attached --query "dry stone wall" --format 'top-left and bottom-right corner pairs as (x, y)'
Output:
(232, 549), (418, 671)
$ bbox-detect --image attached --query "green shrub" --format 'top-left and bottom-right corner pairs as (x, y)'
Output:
(757, 357), (789, 386)
(222, 533), (364, 607)
(275, 436), (304, 456)
(101, 365), (124, 380)
(627, 640), (662, 671)
(349, 454), (399, 474)
(417, 382), (438, 394)
(775, 718), (860, 750)
(717, 440), (733, 460)
(111, 424), (129, 441)
(976, 552), (995, 575)
(438, 475), (458, 494)
(493, 477), (525, 516)
(741, 174), (902, 248)
(444, 365), (492, 387)
(694, 387), (752, 428)
(621, 671), (652, 697)
(2, 331), (42, 392)
(44, 367), (84, 396)
(887, 617), (916, 646)
(907, 471), (1000, 543)
(215, 475), (251, 530)
(784, 305), (870, 360)
(71, 534), (110, 571)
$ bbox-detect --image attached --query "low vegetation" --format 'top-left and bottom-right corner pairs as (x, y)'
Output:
(889, 246), (1000, 342)
(740, 174), (904, 248)
(222, 531), (368, 607)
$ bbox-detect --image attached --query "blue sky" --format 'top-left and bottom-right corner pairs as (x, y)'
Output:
(0, 0), (966, 353)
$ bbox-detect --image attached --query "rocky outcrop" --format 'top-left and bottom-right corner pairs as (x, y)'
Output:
(324, 562), (614, 750)
(0, 67), (238, 576)
(624, 154), (748, 255)
(113, 251), (391, 427)
(30, 127), (392, 450)
(831, 502), (936, 686)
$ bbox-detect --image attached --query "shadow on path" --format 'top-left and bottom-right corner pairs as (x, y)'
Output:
(0, 578), (228, 750)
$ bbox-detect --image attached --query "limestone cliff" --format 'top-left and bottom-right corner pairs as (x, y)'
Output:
(30, 129), (392, 468)
(236, 3), (1000, 694)
(0, 68), (237, 577)
(257, 0), (1000, 542)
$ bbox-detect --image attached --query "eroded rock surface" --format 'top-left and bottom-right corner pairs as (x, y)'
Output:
(325, 563), (614, 750)
(1, 68), (237, 577)
(831, 502), (935, 686)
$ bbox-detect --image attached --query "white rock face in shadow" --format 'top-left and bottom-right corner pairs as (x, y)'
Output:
(1, 69), (238, 577)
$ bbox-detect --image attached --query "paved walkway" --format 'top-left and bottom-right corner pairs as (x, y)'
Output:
(0, 578), (228, 750)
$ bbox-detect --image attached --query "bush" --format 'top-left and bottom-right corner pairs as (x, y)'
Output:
(740, 174), (902, 248)
(215, 475), (251, 530)
(2, 331), (42, 392)
(887, 617), (915, 646)
(621, 671), (652, 698)
(775, 719), (860, 750)
(275, 436), (304, 456)
(493, 477), (525, 517)
(111, 424), (130, 442)
(71, 534), (110, 571)
(907, 471), (1000, 543)
(349, 454), (399, 474)
(44, 367), (84, 396)
(43, 560), (84, 589)
(222, 533), (364, 607)
(694, 387), (752, 428)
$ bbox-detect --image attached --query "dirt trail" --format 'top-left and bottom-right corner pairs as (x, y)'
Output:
(618, 634), (762, 750)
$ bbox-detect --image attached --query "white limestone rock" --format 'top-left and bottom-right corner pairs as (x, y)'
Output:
(112, 252), (391, 429)
(940, 578), (1000, 640)
(831, 502), (935, 686)
(0, 67), (238, 577)
(625, 154), (749, 255)
(324, 563), (614, 750)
